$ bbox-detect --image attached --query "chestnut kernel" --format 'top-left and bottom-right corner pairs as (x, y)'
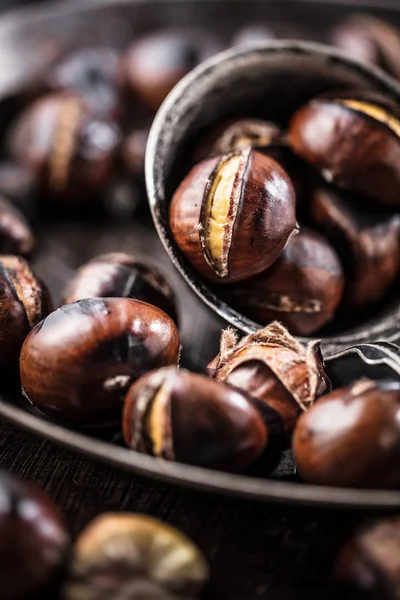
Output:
(289, 92), (400, 206)
(0, 470), (69, 600)
(207, 322), (330, 439)
(64, 513), (208, 600)
(123, 366), (268, 472)
(20, 298), (180, 426)
(0, 195), (34, 255)
(309, 185), (400, 309)
(293, 379), (400, 488)
(169, 148), (298, 283)
(62, 252), (177, 323)
(0, 255), (51, 370)
(219, 228), (344, 335)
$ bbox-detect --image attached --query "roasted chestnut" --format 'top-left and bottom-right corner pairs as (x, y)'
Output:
(207, 322), (330, 439)
(123, 366), (268, 472)
(121, 29), (221, 111)
(169, 148), (297, 283)
(219, 228), (344, 335)
(293, 379), (400, 488)
(8, 93), (120, 200)
(289, 92), (400, 206)
(0, 195), (34, 255)
(64, 513), (208, 600)
(20, 298), (180, 426)
(309, 185), (400, 309)
(0, 255), (51, 370)
(62, 252), (177, 323)
(0, 470), (69, 600)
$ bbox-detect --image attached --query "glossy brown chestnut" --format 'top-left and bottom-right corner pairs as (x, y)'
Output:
(0, 470), (69, 600)
(309, 185), (400, 309)
(219, 228), (344, 335)
(0, 195), (34, 255)
(62, 252), (177, 323)
(289, 92), (400, 206)
(20, 298), (180, 426)
(0, 255), (51, 370)
(123, 366), (268, 472)
(8, 93), (120, 200)
(293, 379), (400, 488)
(336, 516), (400, 599)
(207, 322), (330, 439)
(64, 513), (208, 600)
(121, 29), (221, 111)
(169, 148), (297, 283)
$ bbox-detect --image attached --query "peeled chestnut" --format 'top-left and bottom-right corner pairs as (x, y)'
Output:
(0, 470), (69, 600)
(289, 92), (400, 206)
(0, 255), (51, 370)
(0, 195), (34, 255)
(207, 322), (330, 439)
(293, 379), (400, 488)
(121, 29), (221, 110)
(64, 513), (208, 600)
(169, 148), (297, 283)
(20, 298), (180, 426)
(62, 252), (177, 323)
(8, 93), (120, 200)
(309, 185), (400, 309)
(336, 516), (400, 599)
(123, 366), (268, 472)
(219, 228), (344, 335)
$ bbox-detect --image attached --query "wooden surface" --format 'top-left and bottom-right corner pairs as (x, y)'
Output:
(0, 416), (368, 600)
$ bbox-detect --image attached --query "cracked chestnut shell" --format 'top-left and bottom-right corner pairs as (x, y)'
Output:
(0, 255), (51, 370)
(207, 322), (330, 440)
(20, 298), (180, 426)
(309, 185), (400, 309)
(64, 513), (208, 600)
(62, 252), (177, 323)
(169, 148), (297, 283)
(293, 379), (400, 488)
(8, 93), (120, 201)
(0, 470), (69, 600)
(289, 92), (400, 206)
(220, 228), (344, 335)
(0, 195), (34, 255)
(123, 366), (268, 472)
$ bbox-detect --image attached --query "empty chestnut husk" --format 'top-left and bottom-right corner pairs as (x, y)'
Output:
(219, 228), (344, 335)
(64, 513), (208, 600)
(0, 195), (34, 255)
(289, 92), (400, 206)
(20, 298), (180, 426)
(123, 366), (268, 472)
(293, 379), (400, 488)
(0, 470), (69, 600)
(169, 148), (297, 283)
(62, 252), (177, 323)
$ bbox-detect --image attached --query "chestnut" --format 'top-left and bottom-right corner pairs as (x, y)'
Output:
(64, 513), (208, 600)
(62, 252), (177, 323)
(121, 29), (221, 111)
(219, 228), (344, 335)
(309, 185), (400, 309)
(293, 379), (400, 488)
(8, 93), (120, 201)
(0, 255), (51, 370)
(123, 366), (268, 472)
(336, 516), (400, 599)
(20, 298), (180, 426)
(0, 470), (69, 600)
(0, 195), (34, 255)
(207, 322), (331, 439)
(169, 148), (298, 283)
(288, 92), (400, 206)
